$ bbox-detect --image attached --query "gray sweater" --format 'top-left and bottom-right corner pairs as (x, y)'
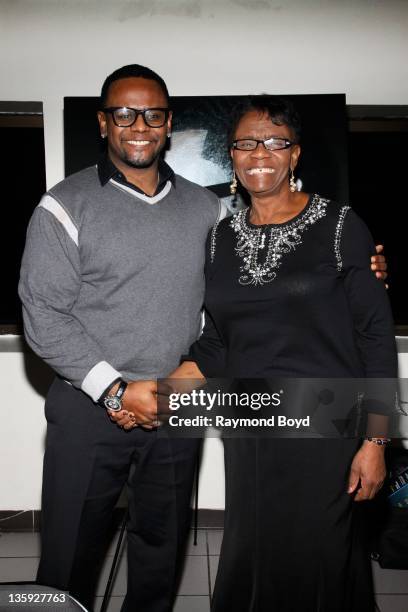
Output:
(19, 165), (220, 401)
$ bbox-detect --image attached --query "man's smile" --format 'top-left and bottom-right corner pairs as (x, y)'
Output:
(123, 139), (152, 146)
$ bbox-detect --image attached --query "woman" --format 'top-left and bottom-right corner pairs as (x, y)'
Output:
(169, 97), (397, 611)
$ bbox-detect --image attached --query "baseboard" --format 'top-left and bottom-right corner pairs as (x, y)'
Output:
(0, 511), (40, 532)
(195, 509), (224, 528)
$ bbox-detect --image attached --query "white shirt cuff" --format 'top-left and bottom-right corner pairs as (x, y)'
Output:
(81, 361), (122, 402)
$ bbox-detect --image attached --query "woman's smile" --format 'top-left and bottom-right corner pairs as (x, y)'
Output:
(246, 167), (276, 175)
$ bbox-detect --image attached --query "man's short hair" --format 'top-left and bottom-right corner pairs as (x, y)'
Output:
(100, 64), (170, 107)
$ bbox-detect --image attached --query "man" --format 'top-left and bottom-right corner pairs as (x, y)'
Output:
(19, 64), (387, 611)
(19, 64), (220, 612)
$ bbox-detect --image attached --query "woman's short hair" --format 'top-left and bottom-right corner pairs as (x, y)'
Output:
(228, 95), (301, 146)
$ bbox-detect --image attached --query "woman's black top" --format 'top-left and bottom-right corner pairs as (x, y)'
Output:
(188, 195), (397, 384)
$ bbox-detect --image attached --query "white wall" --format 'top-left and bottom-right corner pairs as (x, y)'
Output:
(1, 0), (407, 510)
(0, 339), (47, 510)
(1, 0), (407, 188)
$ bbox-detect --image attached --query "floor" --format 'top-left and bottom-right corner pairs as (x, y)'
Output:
(0, 529), (407, 612)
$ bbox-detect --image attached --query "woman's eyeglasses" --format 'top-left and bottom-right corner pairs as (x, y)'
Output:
(232, 137), (294, 151)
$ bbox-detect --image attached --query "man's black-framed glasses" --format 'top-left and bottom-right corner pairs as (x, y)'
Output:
(103, 107), (171, 128)
(232, 137), (294, 151)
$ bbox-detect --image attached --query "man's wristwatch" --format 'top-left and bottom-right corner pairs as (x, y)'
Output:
(101, 380), (128, 412)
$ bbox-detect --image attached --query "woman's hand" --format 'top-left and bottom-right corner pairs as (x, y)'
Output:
(347, 440), (386, 501)
(372, 244), (388, 284)
(165, 361), (206, 393)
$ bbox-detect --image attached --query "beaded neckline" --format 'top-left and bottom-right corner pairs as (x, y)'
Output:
(244, 194), (314, 229)
(229, 194), (329, 286)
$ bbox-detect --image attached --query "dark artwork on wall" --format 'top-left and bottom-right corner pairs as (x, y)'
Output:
(348, 118), (408, 328)
(0, 122), (46, 328)
(64, 93), (349, 214)
(62, 96), (406, 329)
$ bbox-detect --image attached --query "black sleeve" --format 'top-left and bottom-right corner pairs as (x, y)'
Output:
(340, 209), (397, 425)
(181, 228), (227, 377)
(182, 308), (227, 377)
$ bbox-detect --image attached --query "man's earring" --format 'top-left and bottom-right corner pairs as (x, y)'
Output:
(101, 133), (106, 139)
(289, 168), (297, 192)
(167, 132), (172, 138)
(230, 171), (238, 195)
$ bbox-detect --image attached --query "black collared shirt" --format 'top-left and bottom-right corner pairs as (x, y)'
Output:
(97, 154), (175, 197)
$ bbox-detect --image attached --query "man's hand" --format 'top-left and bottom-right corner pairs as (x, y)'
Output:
(372, 244), (388, 283)
(107, 380), (158, 431)
(347, 440), (386, 501)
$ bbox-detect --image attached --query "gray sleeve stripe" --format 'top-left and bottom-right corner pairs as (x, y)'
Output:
(38, 194), (79, 247)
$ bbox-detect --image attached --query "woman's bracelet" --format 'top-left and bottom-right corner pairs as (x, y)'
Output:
(365, 437), (391, 446)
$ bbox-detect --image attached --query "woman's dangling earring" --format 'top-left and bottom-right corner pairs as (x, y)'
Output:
(289, 168), (297, 192)
(230, 171), (238, 195)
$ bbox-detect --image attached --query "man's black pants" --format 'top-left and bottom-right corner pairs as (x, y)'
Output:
(36, 377), (200, 612)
